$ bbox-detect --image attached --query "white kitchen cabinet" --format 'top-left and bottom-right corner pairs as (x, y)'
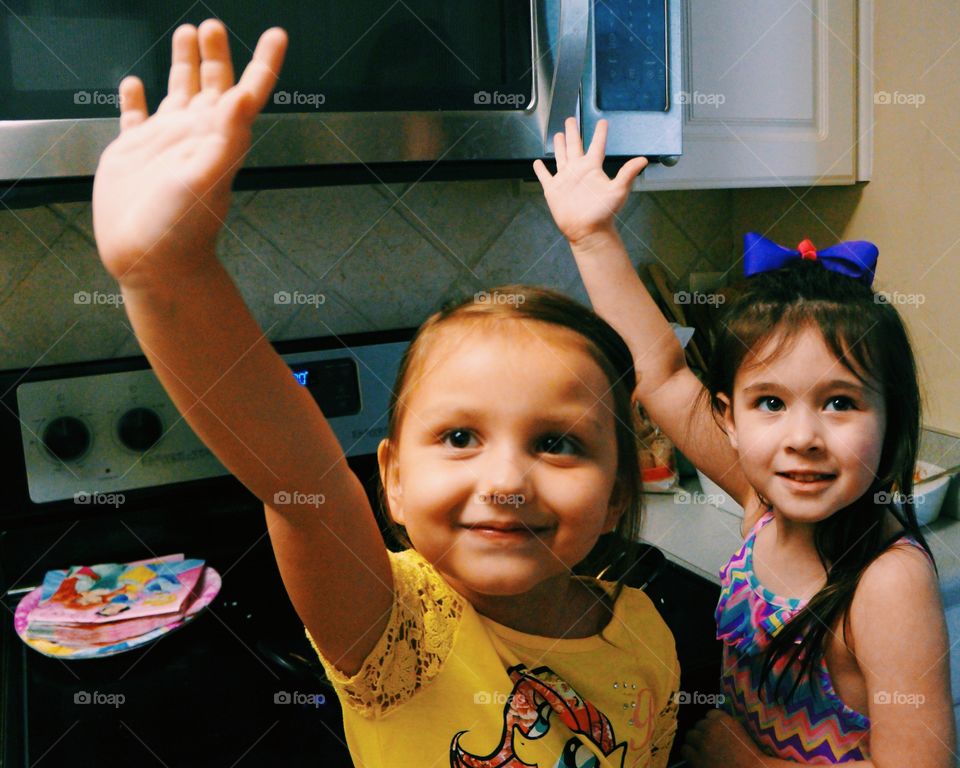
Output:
(634, 0), (871, 190)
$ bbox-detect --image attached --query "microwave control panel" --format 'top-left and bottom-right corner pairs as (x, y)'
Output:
(594, 0), (669, 111)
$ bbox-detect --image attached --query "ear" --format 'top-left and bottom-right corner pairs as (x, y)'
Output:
(604, 480), (627, 534)
(377, 438), (404, 525)
(717, 392), (738, 451)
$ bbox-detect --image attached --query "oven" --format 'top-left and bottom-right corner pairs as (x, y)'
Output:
(0, 329), (413, 766)
(0, 327), (720, 766)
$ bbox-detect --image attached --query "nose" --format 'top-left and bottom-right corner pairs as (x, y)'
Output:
(476, 443), (534, 507)
(783, 403), (825, 454)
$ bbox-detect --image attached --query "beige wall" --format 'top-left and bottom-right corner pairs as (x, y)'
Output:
(732, 0), (960, 434)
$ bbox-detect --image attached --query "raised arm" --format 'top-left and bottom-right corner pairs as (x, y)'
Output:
(534, 118), (753, 511)
(92, 20), (392, 675)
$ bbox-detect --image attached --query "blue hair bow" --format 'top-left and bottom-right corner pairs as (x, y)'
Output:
(743, 232), (878, 286)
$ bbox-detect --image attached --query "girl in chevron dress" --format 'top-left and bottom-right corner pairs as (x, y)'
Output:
(541, 125), (956, 765)
(685, 247), (955, 766)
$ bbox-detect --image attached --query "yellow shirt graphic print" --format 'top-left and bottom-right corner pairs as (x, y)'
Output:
(451, 664), (629, 767)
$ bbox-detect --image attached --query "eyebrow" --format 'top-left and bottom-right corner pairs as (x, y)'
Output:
(421, 406), (606, 435)
(741, 379), (869, 395)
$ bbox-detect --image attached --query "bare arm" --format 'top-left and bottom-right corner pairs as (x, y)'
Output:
(93, 20), (392, 674)
(849, 545), (956, 767)
(534, 118), (752, 508)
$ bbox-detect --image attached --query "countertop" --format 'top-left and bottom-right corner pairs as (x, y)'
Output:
(639, 477), (960, 607)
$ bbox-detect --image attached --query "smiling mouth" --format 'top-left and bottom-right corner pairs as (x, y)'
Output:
(777, 472), (836, 483)
(464, 524), (553, 535)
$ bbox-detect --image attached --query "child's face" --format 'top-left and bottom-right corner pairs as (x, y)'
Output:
(379, 321), (623, 601)
(722, 326), (886, 525)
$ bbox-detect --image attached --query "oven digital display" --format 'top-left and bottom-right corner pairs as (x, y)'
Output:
(290, 358), (361, 418)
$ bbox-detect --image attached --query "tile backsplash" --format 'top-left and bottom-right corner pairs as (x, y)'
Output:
(0, 181), (736, 370)
(2, 177), (956, 497)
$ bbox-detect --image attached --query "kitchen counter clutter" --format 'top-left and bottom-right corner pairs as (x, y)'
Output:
(640, 477), (960, 604)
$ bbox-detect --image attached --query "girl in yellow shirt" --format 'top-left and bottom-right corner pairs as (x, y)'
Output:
(92, 20), (678, 767)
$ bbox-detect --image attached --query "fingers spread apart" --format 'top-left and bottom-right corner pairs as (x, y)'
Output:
(163, 24), (200, 110)
(199, 19), (236, 95)
(156, 20), (286, 123)
(119, 77), (148, 132)
(234, 27), (288, 121)
(564, 116), (583, 159)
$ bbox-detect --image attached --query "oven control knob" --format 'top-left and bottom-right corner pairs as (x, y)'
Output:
(117, 407), (164, 452)
(42, 416), (91, 462)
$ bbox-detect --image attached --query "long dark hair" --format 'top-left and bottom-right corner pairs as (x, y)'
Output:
(703, 260), (934, 703)
(377, 284), (643, 604)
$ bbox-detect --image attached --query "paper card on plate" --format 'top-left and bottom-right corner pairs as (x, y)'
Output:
(27, 553), (205, 626)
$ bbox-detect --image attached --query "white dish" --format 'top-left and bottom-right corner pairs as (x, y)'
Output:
(908, 460), (951, 526)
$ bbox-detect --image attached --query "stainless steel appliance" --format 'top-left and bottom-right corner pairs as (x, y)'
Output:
(0, 329), (411, 767)
(0, 0), (681, 183)
(0, 327), (718, 767)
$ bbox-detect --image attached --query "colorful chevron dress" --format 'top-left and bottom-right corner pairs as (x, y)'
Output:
(715, 510), (928, 763)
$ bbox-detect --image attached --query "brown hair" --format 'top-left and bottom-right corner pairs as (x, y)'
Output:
(377, 284), (643, 600)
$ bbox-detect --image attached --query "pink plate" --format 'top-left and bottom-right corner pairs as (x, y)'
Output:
(13, 566), (221, 659)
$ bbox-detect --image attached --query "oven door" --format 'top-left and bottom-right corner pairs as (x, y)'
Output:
(0, 0), (588, 181)
(580, 0), (683, 159)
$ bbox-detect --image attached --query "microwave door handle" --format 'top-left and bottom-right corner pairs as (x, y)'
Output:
(542, 0), (590, 153)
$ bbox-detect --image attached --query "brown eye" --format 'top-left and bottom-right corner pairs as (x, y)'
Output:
(755, 396), (784, 412)
(442, 429), (476, 449)
(536, 434), (580, 456)
(825, 396), (856, 412)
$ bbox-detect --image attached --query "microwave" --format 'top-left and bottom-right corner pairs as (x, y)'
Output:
(0, 1), (681, 185)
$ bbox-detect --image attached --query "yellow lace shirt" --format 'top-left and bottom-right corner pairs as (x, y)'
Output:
(305, 549), (680, 768)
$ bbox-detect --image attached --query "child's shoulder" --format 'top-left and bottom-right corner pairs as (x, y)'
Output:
(848, 532), (938, 646)
(841, 532), (946, 708)
(856, 535), (935, 600)
(388, 548), (466, 606)
(599, 579), (679, 691)
(597, 577), (675, 650)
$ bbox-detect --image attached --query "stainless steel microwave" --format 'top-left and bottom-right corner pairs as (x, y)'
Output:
(0, 0), (681, 183)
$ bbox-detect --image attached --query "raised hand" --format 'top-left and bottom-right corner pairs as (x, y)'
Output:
(533, 117), (648, 248)
(92, 19), (287, 286)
